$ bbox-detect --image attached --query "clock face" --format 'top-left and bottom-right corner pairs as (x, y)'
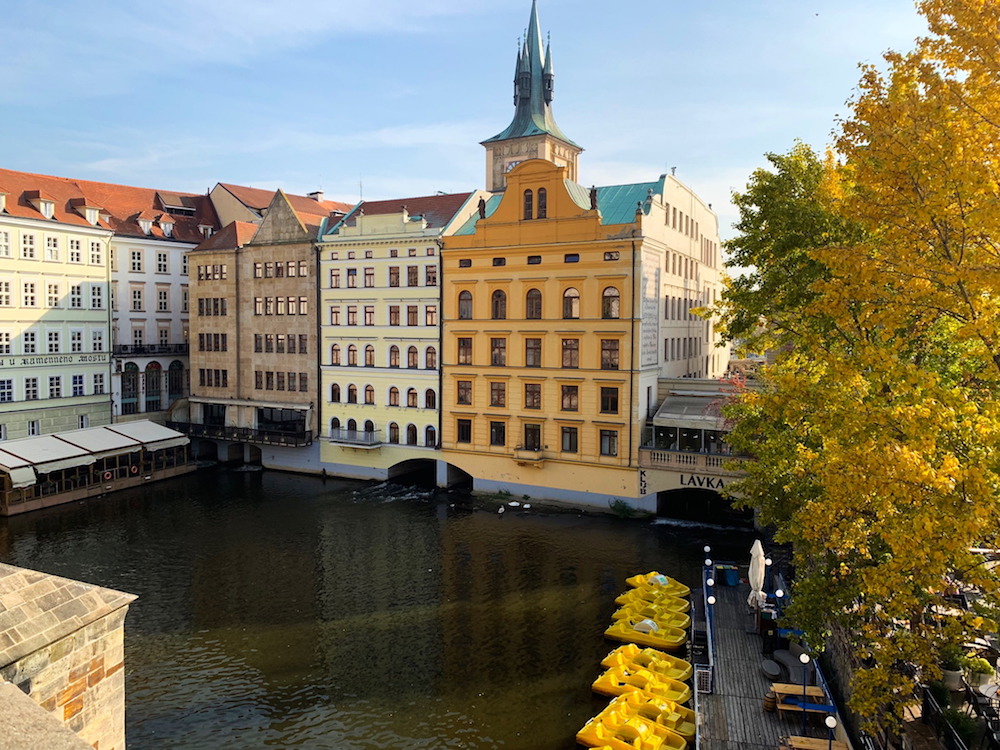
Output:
(505, 160), (523, 173)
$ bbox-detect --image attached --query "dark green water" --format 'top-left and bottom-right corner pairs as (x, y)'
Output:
(0, 468), (753, 749)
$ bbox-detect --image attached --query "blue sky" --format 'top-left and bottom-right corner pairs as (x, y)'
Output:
(1, 0), (927, 239)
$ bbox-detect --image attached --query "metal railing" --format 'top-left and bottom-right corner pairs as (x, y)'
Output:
(329, 428), (381, 446)
(114, 343), (190, 356)
(167, 421), (312, 447)
(638, 448), (746, 473)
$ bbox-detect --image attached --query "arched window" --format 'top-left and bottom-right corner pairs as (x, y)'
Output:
(347, 344), (358, 365)
(347, 384), (358, 403)
(425, 389), (437, 409)
(389, 422), (399, 443)
(602, 287), (621, 319)
(389, 387), (399, 406)
(364, 419), (375, 435)
(526, 288), (542, 319)
(389, 345), (400, 368)
(407, 388), (418, 407)
(406, 424), (417, 445)
(407, 346), (418, 368)
(331, 344), (341, 365)
(523, 189), (533, 220)
(347, 418), (357, 433)
(491, 290), (507, 320)
(562, 287), (580, 319)
(537, 187), (547, 219)
(425, 346), (437, 369)
(330, 417), (340, 434)
(458, 290), (473, 320)
(167, 360), (184, 400)
(330, 383), (341, 402)
(365, 345), (375, 367)
(144, 362), (162, 411)
(425, 426), (436, 447)
(364, 385), (375, 404)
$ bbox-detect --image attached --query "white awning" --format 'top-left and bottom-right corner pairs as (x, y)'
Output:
(56, 426), (143, 460)
(34, 455), (97, 474)
(105, 421), (189, 452)
(0, 435), (91, 467)
(7, 467), (36, 489)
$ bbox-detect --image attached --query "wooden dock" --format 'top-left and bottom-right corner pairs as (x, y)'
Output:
(698, 575), (832, 750)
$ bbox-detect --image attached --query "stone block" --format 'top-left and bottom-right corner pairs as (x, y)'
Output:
(63, 696), (84, 720)
(57, 678), (86, 706)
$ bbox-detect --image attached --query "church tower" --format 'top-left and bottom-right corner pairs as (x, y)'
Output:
(481, 0), (582, 191)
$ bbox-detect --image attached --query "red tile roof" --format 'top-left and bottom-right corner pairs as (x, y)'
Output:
(217, 182), (352, 220)
(345, 192), (475, 229)
(0, 167), (220, 243)
(192, 221), (258, 252)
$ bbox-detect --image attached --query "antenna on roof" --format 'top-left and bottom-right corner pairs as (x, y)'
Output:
(359, 178), (363, 202)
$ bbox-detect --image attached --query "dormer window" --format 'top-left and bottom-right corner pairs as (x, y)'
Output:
(85, 208), (98, 225)
(39, 200), (54, 219)
(139, 218), (152, 235)
(69, 198), (102, 225)
(161, 220), (174, 238)
(199, 224), (213, 238)
(0, 193), (7, 213)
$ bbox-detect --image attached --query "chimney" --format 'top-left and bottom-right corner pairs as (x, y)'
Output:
(308, 191), (324, 202)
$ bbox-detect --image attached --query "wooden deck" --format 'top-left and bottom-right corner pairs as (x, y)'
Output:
(698, 578), (831, 750)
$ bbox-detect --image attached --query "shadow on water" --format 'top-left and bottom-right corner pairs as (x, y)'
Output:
(0, 467), (755, 750)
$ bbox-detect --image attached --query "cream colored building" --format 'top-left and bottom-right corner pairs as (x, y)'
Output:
(0, 169), (114, 439)
(316, 192), (484, 480)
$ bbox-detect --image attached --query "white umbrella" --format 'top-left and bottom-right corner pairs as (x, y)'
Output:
(747, 539), (767, 609)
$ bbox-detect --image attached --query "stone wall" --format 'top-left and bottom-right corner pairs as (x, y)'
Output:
(0, 564), (136, 750)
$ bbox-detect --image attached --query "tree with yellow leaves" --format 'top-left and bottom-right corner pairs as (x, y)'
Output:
(723, 0), (1000, 733)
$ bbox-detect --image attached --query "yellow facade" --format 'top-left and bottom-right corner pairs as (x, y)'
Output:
(441, 160), (641, 502)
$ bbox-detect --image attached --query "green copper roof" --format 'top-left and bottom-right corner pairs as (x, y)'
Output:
(453, 194), (503, 235)
(482, 0), (578, 147)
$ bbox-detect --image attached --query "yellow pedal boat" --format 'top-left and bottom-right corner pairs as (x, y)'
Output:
(614, 589), (690, 612)
(592, 665), (692, 704)
(611, 605), (691, 631)
(601, 644), (693, 682)
(577, 705), (687, 750)
(625, 571), (691, 598)
(609, 691), (697, 742)
(605, 617), (688, 651)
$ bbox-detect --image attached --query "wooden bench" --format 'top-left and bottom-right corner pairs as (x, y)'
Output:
(771, 683), (832, 716)
(787, 735), (848, 750)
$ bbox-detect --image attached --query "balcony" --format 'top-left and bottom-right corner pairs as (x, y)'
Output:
(513, 446), (546, 466)
(637, 447), (746, 475)
(167, 421), (312, 447)
(329, 428), (382, 449)
(114, 344), (189, 357)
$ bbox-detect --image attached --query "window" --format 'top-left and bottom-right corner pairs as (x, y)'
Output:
(157, 289), (169, 312)
(347, 268), (357, 288)
(490, 382), (506, 407)
(130, 249), (143, 272)
(526, 289), (542, 319)
(458, 338), (472, 365)
(407, 305), (418, 326)
(331, 344), (341, 365)
(425, 389), (436, 409)
(182, 288), (188, 312)
(23, 332), (36, 354)
(388, 266), (400, 287)
(407, 388), (418, 408)
(425, 305), (437, 326)
(425, 346), (437, 369)
(523, 189), (533, 220)
(21, 234), (35, 259)
(45, 236), (59, 261)
(407, 266), (418, 286)
(525, 338), (542, 368)
(562, 288), (580, 319)
(389, 305), (400, 326)
(91, 286), (104, 309)
(25, 377), (38, 401)
(564, 253), (579, 263)
(330, 384), (341, 402)
(524, 383), (541, 409)
(90, 241), (103, 265)
(458, 291), (472, 319)
(562, 338), (579, 368)
(0, 282), (9, 306)
(457, 419), (472, 443)
(0, 333), (8, 355)
(389, 422), (400, 444)
(365, 345), (375, 367)
(527, 255), (541, 265)
(92, 330), (104, 352)
(537, 188), (547, 219)
(364, 267), (374, 287)
(70, 285), (82, 308)
(70, 330), (82, 352)
(561, 385), (579, 411)
(157, 253), (168, 273)
(600, 429), (619, 457)
(389, 387), (400, 406)
(348, 385), (358, 404)
(601, 339), (620, 370)
(47, 283), (60, 307)
(457, 380), (472, 405)
(561, 426), (578, 453)
(298, 297), (307, 315)
(347, 345), (358, 366)
(459, 259), (471, 268)
(347, 306), (357, 325)
(0, 232), (8, 258)
(364, 305), (375, 326)
(330, 306), (341, 325)
(389, 345), (400, 368)
(604, 251), (620, 261)
(492, 257), (506, 267)
(490, 421), (506, 446)
(330, 268), (340, 288)
(407, 346), (419, 369)
(523, 423), (541, 451)
(425, 426), (436, 447)
(93, 373), (105, 395)
(490, 338), (506, 366)
(47, 331), (60, 353)
(0, 380), (12, 402)
(132, 288), (143, 311)
(491, 290), (507, 320)
(28, 420), (39, 437)
(406, 424), (417, 445)
(365, 385), (375, 404)
(600, 386), (620, 414)
(72, 375), (85, 397)
(22, 282), (36, 307)
(602, 287), (620, 319)
(425, 266), (437, 286)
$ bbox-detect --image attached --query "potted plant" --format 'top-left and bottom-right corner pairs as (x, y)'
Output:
(941, 644), (965, 690)
(965, 656), (994, 688)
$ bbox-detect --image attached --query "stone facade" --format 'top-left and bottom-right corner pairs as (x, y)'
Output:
(0, 564), (135, 750)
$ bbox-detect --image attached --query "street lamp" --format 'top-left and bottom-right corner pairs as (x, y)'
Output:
(706, 577), (715, 588)
(799, 653), (811, 734)
(825, 715), (837, 750)
(705, 558), (713, 568)
(704, 545), (712, 554)
(707, 595), (716, 606)
(775, 589), (784, 614)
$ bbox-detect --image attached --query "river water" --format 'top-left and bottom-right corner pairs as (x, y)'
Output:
(0, 468), (754, 750)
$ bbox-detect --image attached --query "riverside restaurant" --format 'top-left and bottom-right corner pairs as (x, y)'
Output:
(0, 421), (192, 516)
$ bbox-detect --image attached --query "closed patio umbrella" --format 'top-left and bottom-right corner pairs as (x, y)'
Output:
(747, 539), (767, 609)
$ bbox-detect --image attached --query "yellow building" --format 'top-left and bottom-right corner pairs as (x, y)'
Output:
(317, 192), (484, 480)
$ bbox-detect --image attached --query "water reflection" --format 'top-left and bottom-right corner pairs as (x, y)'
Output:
(0, 468), (753, 750)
